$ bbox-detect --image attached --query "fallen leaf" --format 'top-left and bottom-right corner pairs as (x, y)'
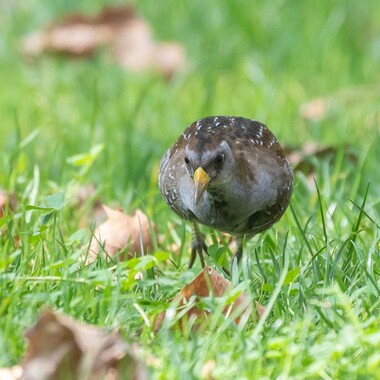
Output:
(88, 205), (154, 263)
(152, 42), (186, 80)
(0, 366), (23, 380)
(114, 19), (186, 79)
(113, 19), (155, 72)
(21, 6), (134, 57)
(21, 5), (186, 78)
(21, 24), (112, 58)
(23, 310), (148, 380)
(154, 266), (257, 330)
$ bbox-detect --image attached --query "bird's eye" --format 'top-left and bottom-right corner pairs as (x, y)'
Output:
(184, 156), (190, 165)
(215, 153), (225, 164)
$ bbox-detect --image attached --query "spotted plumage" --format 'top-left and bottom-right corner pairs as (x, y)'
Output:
(158, 116), (293, 268)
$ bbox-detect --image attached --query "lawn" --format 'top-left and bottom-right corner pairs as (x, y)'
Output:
(1, 0), (380, 378)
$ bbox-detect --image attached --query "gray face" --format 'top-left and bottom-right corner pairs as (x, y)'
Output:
(183, 140), (235, 184)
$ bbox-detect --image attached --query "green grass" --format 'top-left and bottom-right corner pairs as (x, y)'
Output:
(1, 0), (380, 378)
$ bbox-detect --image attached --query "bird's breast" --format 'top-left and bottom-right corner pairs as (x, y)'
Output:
(190, 192), (251, 233)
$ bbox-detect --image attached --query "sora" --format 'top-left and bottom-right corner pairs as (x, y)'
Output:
(158, 116), (293, 268)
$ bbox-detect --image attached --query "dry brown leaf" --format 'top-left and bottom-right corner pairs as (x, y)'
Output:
(155, 266), (256, 331)
(22, 24), (112, 57)
(114, 20), (185, 79)
(88, 205), (154, 263)
(152, 42), (186, 80)
(0, 366), (23, 380)
(21, 6), (134, 57)
(21, 5), (186, 78)
(113, 19), (154, 72)
(23, 310), (148, 380)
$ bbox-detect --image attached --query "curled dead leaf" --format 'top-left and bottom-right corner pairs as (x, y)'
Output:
(21, 5), (186, 78)
(154, 267), (257, 331)
(21, 6), (134, 57)
(152, 42), (186, 79)
(113, 19), (154, 72)
(88, 205), (155, 263)
(22, 310), (148, 380)
(22, 24), (113, 57)
(114, 19), (186, 79)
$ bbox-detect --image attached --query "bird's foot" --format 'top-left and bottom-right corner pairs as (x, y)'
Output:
(189, 223), (208, 268)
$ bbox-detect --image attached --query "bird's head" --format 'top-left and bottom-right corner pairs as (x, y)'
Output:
(184, 140), (234, 205)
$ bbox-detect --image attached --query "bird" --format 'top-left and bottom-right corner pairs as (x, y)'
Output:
(158, 116), (293, 269)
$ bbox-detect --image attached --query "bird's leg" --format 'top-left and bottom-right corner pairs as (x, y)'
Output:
(230, 237), (243, 272)
(189, 222), (208, 268)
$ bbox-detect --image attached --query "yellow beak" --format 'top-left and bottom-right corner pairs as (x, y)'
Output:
(193, 167), (210, 205)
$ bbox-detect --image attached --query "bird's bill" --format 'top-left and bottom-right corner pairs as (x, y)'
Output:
(193, 167), (210, 205)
